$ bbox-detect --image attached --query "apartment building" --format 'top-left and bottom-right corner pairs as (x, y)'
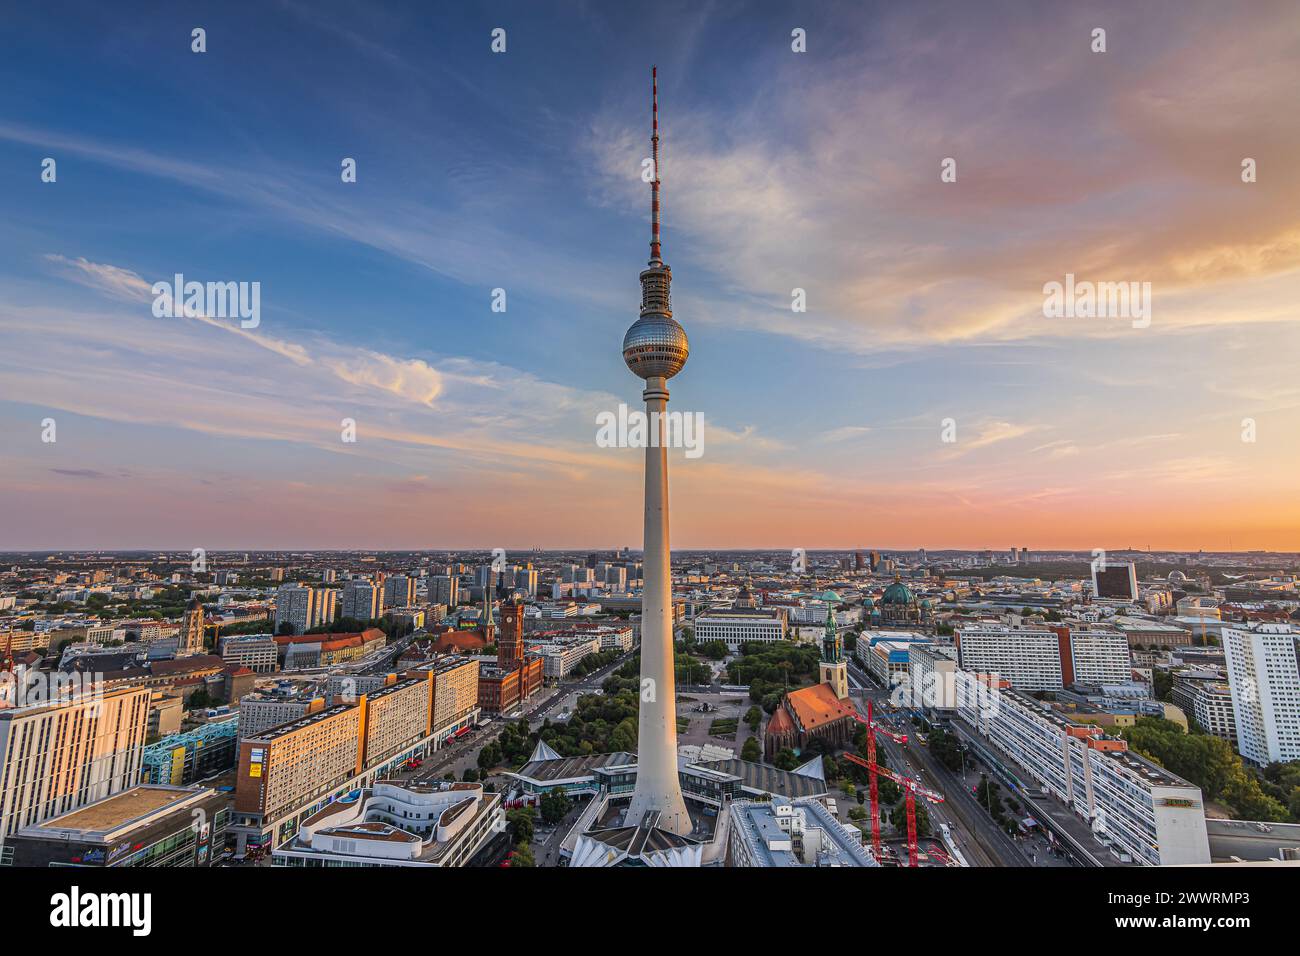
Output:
(383, 575), (417, 609)
(1068, 629), (1134, 685)
(358, 678), (431, 769)
(233, 667), (478, 853)
(406, 656), (480, 736)
(959, 686), (1210, 866)
(340, 580), (383, 621)
(274, 584), (315, 636)
(1222, 623), (1300, 765)
(430, 575), (459, 609)
(1169, 669), (1237, 746)
(955, 624), (1130, 692)
(238, 693), (325, 739)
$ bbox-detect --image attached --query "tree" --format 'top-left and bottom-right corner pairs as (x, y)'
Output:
(186, 687), (213, 710)
(773, 748), (798, 771)
(888, 799), (932, 838)
(741, 737), (761, 762)
(506, 807), (535, 845)
(509, 843), (536, 867)
(698, 640), (728, 661)
(539, 790), (571, 826)
(477, 742), (502, 771)
(1151, 668), (1173, 702)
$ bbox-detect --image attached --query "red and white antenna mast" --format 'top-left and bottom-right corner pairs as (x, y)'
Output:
(649, 65), (663, 265)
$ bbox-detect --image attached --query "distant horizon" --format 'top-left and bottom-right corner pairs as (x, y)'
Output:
(2, 545), (1298, 558)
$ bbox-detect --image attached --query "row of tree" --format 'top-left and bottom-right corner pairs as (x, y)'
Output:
(1122, 717), (1297, 821)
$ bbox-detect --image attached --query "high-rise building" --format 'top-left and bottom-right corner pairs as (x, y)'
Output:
(430, 575), (459, 608)
(621, 67), (691, 836)
(514, 567), (539, 597)
(955, 624), (1130, 691)
(1092, 561), (1139, 601)
(0, 686), (152, 849)
(274, 584), (315, 636)
(383, 575), (416, 609)
(340, 580), (382, 622)
(1222, 623), (1300, 765)
(312, 589), (337, 629)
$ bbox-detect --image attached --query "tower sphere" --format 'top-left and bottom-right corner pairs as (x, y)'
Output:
(623, 312), (689, 380)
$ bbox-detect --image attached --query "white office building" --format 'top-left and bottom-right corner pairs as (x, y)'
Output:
(694, 609), (787, 651)
(535, 637), (602, 681)
(1222, 623), (1300, 765)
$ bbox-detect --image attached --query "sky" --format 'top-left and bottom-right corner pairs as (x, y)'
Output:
(1, 0), (1299, 552)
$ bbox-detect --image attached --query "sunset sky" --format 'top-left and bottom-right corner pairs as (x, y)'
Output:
(2, 1), (1299, 551)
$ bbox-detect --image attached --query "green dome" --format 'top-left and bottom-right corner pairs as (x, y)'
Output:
(861, 597), (874, 608)
(880, 581), (915, 605)
(819, 589), (841, 602)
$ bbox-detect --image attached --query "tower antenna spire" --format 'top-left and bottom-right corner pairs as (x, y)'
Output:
(650, 65), (662, 265)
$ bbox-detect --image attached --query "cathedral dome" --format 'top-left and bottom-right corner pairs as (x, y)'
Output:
(880, 581), (915, 605)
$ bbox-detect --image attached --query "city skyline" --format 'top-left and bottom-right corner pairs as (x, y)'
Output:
(4, 1), (1300, 552)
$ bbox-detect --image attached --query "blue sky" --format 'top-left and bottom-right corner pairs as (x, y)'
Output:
(2, 1), (1300, 550)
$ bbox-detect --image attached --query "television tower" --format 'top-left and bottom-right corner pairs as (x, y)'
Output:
(622, 66), (691, 836)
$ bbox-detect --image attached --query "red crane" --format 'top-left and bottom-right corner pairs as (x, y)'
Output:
(844, 700), (944, 866)
(848, 700), (902, 857)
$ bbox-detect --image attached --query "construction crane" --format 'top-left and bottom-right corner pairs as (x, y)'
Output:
(848, 700), (903, 857)
(844, 700), (944, 866)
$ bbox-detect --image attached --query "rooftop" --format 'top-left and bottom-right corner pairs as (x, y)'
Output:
(30, 785), (205, 836)
(785, 682), (858, 732)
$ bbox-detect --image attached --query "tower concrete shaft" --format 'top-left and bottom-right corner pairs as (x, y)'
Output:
(625, 374), (691, 835)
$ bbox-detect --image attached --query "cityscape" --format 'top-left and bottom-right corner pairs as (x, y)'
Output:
(3, 546), (1299, 879)
(1, 0), (1295, 935)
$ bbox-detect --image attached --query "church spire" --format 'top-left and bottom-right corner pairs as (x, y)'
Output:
(822, 604), (841, 664)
